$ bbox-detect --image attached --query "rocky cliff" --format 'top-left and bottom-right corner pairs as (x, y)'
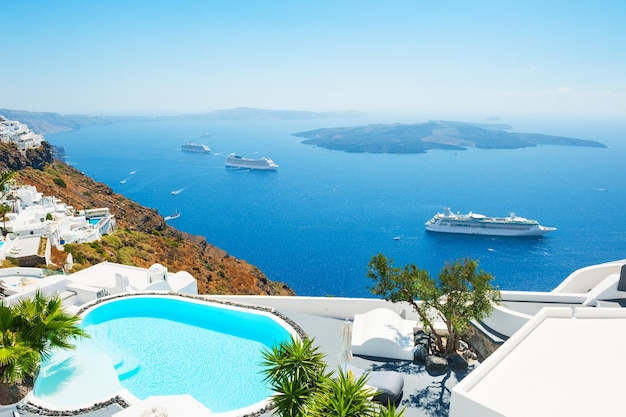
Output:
(1, 142), (294, 296)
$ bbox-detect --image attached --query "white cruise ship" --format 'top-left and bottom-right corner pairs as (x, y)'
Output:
(425, 207), (556, 237)
(181, 141), (211, 153)
(225, 153), (278, 170)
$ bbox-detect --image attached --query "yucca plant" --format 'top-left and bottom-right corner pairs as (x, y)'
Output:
(261, 336), (406, 417)
(376, 402), (406, 417)
(306, 367), (376, 417)
(260, 336), (328, 417)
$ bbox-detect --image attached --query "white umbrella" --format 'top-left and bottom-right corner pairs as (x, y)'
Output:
(339, 319), (353, 367)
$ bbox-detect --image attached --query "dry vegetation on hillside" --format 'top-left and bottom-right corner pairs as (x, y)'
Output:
(13, 158), (294, 296)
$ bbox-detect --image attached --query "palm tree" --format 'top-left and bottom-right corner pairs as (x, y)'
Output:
(0, 291), (88, 384)
(11, 291), (88, 360)
(0, 304), (39, 384)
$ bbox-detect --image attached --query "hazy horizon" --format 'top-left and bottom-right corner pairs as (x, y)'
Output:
(1, 1), (624, 120)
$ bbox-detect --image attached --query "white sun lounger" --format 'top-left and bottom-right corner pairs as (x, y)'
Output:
(344, 363), (404, 405)
(351, 308), (416, 360)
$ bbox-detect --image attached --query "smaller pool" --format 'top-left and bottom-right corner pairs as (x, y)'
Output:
(34, 295), (296, 413)
(88, 218), (101, 226)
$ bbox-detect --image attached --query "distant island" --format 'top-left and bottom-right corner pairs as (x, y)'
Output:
(0, 107), (365, 135)
(292, 120), (607, 153)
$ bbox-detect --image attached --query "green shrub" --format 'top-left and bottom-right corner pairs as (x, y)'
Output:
(53, 177), (67, 188)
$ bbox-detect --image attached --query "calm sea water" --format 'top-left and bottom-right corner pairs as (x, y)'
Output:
(47, 117), (626, 297)
(36, 296), (291, 411)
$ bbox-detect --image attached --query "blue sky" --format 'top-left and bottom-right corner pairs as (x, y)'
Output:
(1, 1), (624, 119)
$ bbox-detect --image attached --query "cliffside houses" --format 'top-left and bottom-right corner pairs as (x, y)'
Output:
(0, 115), (44, 150)
(0, 261), (198, 313)
(0, 183), (116, 267)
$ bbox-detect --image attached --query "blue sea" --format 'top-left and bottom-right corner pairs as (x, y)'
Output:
(47, 116), (626, 298)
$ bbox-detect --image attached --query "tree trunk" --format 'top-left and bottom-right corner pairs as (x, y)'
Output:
(0, 379), (33, 405)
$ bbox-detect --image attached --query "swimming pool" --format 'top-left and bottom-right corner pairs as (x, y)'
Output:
(33, 295), (297, 413)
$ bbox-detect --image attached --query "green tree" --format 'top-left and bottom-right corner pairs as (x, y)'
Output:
(0, 204), (10, 234)
(368, 255), (501, 355)
(0, 170), (15, 235)
(0, 291), (88, 383)
(0, 170), (14, 200)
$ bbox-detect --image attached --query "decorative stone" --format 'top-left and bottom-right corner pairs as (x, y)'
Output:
(415, 330), (430, 346)
(458, 340), (469, 352)
(462, 350), (478, 361)
(414, 343), (429, 363)
(425, 355), (449, 372)
(447, 353), (469, 370)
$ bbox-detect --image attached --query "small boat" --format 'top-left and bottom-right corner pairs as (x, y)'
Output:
(129, 170), (137, 175)
(171, 189), (183, 196)
(393, 236), (401, 241)
(164, 211), (181, 221)
(120, 179), (127, 184)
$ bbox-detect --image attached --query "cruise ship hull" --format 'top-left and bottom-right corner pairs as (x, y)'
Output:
(181, 142), (211, 153)
(425, 223), (554, 237)
(425, 208), (556, 237)
(225, 154), (278, 170)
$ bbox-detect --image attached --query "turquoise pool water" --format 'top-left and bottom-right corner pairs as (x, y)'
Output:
(34, 296), (294, 412)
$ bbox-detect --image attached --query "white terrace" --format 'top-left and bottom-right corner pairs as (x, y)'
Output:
(0, 258), (625, 417)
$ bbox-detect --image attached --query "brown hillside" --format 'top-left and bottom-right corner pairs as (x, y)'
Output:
(5, 143), (293, 296)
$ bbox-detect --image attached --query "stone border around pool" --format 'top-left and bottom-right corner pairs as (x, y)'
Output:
(18, 396), (130, 416)
(25, 292), (308, 417)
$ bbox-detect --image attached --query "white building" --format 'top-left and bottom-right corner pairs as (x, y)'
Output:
(450, 260), (626, 417)
(0, 115), (44, 150)
(1, 184), (116, 266)
(0, 261), (198, 310)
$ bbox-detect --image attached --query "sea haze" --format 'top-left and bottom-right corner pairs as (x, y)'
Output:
(48, 117), (626, 297)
